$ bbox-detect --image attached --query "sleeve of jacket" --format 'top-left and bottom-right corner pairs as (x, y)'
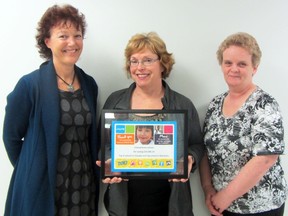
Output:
(102, 89), (128, 109)
(3, 76), (32, 166)
(97, 88), (129, 160)
(170, 91), (204, 172)
(187, 102), (204, 172)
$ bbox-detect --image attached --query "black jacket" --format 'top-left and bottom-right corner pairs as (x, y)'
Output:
(101, 81), (204, 216)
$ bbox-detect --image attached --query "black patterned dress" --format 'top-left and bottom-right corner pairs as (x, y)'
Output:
(55, 89), (96, 216)
(203, 87), (287, 214)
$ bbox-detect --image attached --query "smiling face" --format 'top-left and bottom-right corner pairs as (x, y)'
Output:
(221, 45), (258, 91)
(136, 126), (153, 144)
(129, 49), (164, 89)
(45, 21), (83, 67)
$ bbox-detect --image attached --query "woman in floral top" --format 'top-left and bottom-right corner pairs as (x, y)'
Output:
(200, 32), (287, 216)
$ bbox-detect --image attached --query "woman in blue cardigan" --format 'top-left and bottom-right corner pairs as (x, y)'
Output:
(3, 4), (99, 215)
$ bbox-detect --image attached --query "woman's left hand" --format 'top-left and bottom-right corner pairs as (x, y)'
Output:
(211, 189), (233, 213)
(169, 155), (194, 183)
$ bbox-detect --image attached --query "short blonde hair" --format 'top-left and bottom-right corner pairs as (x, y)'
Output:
(124, 32), (175, 79)
(216, 32), (262, 67)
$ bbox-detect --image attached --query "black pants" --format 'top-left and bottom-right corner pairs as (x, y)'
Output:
(217, 203), (285, 216)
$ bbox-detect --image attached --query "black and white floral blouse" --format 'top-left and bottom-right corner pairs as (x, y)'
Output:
(203, 86), (287, 214)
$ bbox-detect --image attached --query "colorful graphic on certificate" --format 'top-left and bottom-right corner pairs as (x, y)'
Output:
(111, 121), (177, 172)
(100, 109), (188, 179)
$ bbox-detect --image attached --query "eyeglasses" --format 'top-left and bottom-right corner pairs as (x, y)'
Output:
(129, 58), (159, 67)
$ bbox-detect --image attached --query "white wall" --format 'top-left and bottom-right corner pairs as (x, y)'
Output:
(1, 1), (287, 215)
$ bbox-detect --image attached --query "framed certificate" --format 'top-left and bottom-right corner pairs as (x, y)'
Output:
(100, 109), (188, 179)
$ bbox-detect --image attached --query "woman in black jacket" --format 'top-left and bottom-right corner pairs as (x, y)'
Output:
(98, 32), (204, 216)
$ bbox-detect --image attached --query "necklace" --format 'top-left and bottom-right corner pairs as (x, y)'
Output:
(56, 72), (76, 92)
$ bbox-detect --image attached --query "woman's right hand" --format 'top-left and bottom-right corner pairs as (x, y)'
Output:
(96, 159), (125, 184)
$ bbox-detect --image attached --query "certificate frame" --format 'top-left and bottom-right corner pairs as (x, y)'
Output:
(100, 109), (188, 179)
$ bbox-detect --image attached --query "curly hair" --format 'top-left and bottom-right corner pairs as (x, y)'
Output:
(216, 32), (262, 67)
(124, 32), (175, 79)
(35, 4), (86, 60)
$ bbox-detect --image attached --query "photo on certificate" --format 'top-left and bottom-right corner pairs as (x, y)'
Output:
(100, 109), (188, 179)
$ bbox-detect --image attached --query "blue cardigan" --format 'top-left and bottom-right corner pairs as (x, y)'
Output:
(3, 61), (99, 215)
